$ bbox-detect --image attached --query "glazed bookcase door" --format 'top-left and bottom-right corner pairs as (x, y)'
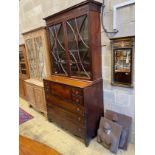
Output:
(66, 15), (90, 79)
(48, 23), (68, 76)
(34, 36), (45, 80)
(26, 39), (38, 79)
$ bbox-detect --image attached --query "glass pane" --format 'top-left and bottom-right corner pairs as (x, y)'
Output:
(66, 15), (90, 78)
(49, 23), (68, 75)
(26, 39), (38, 79)
(34, 36), (45, 80)
(114, 49), (132, 84)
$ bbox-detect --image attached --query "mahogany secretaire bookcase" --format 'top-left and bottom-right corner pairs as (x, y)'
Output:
(43, 0), (104, 146)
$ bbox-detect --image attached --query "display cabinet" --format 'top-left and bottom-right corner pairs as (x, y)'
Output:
(25, 79), (47, 116)
(44, 0), (102, 81)
(23, 27), (51, 116)
(111, 36), (135, 87)
(44, 0), (104, 146)
(19, 44), (30, 100)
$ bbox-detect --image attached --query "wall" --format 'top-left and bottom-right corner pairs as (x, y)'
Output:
(19, 0), (135, 143)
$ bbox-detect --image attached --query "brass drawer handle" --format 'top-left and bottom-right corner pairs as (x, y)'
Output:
(46, 95), (49, 99)
(75, 98), (80, 103)
(78, 117), (81, 121)
(45, 88), (49, 91)
(77, 108), (80, 112)
(75, 90), (79, 95)
(78, 128), (81, 132)
(72, 89), (81, 95)
(44, 82), (49, 86)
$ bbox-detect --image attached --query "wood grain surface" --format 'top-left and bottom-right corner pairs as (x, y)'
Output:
(19, 135), (61, 155)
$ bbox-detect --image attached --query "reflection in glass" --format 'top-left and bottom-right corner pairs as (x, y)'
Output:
(67, 15), (90, 78)
(49, 23), (68, 75)
(113, 48), (132, 84)
(34, 36), (45, 80)
(26, 39), (38, 79)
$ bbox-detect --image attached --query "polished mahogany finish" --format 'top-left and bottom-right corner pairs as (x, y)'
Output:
(44, 75), (104, 146)
(44, 0), (102, 81)
(19, 44), (30, 100)
(43, 0), (104, 146)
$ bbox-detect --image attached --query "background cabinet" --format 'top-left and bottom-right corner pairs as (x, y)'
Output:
(19, 44), (30, 100)
(44, 0), (104, 146)
(25, 79), (47, 115)
(23, 27), (51, 116)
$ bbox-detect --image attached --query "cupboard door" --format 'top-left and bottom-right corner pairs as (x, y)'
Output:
(25, 84), (35, 106)
(66, 15), (91, 79)
(26, 39), (38, 79)
(48, 23), (68, 76)
(34, 36), (45, 80)
(34, 86), (46, 112)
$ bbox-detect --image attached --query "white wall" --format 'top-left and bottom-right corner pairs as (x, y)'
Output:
(19, 0), (135, 143)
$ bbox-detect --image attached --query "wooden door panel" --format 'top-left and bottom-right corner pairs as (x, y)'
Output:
(25, 84), (35, 106)
(34, 86), (46, 112)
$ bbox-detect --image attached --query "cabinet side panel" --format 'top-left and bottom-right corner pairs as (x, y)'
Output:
(84, 80), (104, 140)
(88, 11), (102, 80)
(42, 29), (52, 77)
(19, 78), (24, 99)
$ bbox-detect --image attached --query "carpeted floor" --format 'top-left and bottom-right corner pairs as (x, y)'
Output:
(19, 98), (135, 155)
(19, 107), (33, 125)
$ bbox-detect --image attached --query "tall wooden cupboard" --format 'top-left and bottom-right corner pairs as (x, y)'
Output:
(43, 0), (104, 146)
(19, 44), (30, 100)
(23, 27), (51, 116)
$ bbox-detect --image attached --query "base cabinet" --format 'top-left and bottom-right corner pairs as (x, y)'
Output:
(44, 75), (104, 146)
(25, 79), (47, 116)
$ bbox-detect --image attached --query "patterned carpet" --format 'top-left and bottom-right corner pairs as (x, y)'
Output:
(19, 108), (33, 125)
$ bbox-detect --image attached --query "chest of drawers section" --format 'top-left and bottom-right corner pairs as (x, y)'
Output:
(43, 76), (104, 146)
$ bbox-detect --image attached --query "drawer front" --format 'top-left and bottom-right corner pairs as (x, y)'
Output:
(48, 108), (85, 138)
(51, 82), (72, 100)
(46, 95), (84, 116)
(47, 104), (85, 126)
(44, 80), (83, 104)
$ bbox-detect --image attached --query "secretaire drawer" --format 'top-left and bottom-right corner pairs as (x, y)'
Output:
(44, 80), (83, 101)
(46, 95), (85, 116)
